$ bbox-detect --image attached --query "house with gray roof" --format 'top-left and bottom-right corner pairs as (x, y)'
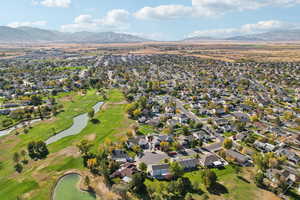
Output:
(148, 164), (170, 179)
(226, 150), (252, 166)
(200, 153), (223, 168)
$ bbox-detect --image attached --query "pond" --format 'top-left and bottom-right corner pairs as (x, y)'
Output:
(53, 173), (96, 200)
(46, 102), (103, 145)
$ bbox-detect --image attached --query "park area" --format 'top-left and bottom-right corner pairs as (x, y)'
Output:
(0, 89), (133, 200)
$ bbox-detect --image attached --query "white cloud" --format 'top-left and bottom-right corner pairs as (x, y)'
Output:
(74, 15), (93, 24)
(134, 0), (300, 20)
(61, 9), (130, 32)
(187, 20), (300, 38)
(192, 0), (264, 13)
(134, 5), (194, 20)
(7, 21), (48, 28)
(40, 0), (71, 8)
(101, 9), (130, 26)
(240, 20), (296, 33)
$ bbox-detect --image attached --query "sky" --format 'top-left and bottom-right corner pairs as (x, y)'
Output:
(1, 0), (300, 40)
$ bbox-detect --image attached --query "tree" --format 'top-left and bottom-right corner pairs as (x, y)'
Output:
(27, 141), (49, 160)
(167, 177), (192, 199)
(183, 126), (190, 135)
(23, 128), (29, 134)
(129, 172), (146, 194)
(133, 109), (142, 118)
(14, 163), (23, 173)
(138, 96), (147, 109)
(13, 152), (20, 163)
(223, 138), (233, 150)
(254, 172), (265, 188)
(139, 162), (147, 173)
(132, 145), (142, 154)
(283, 111), (294, 121)
(253, 153), (268, 171)
(169, 162), (184, 180)
(160, 141), (170, 152)
(177, 177), (192, 195)
(87, 158), (97, 171)
(20, 150), (28, 164)
(202, 169), (217, 190)
(195, 122), (203, 129)
(88, 109), (95, 120)
(126, 130), (134, 138)
(77, 140), (92, 156)
(31, 95), (43, 106)
(125, 102), (138, 117)
(235, 121), (246, 131)
(2, 119), (13, 128)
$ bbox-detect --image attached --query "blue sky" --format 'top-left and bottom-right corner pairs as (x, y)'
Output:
(1, 0), (300, 40)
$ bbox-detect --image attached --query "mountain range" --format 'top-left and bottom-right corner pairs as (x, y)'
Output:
(0, 26), (150, 43)
(183, 29), (300, 42)
(1, 26), (300, 43)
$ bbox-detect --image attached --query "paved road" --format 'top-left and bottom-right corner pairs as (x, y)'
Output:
(205, 136), (225, 152)
(173, 97), (206, 123)
(172, 96), (226, 152)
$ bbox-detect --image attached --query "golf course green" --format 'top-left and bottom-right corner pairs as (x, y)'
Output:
(53, 174), (96, 200)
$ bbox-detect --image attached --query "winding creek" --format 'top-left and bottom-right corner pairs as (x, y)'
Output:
(45, 102), (103, 145)
(53, 173), (96, 200)
(0, 101), (103, 143)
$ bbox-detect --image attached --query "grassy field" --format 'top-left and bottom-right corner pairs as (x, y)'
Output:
(0, 89), (133, 200)
(145, 165), (280, 200)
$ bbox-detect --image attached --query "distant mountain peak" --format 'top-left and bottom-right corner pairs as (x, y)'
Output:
(0, 26), (151, 43)
(183, 29), (300, 42)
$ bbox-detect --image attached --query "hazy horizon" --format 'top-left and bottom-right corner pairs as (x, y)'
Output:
(1, 0), (300, 41)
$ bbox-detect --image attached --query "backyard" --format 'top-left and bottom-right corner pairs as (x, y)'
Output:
(145, 165), (280, 200)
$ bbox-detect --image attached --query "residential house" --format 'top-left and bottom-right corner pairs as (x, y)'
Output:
(111, 150), (129, 163)
(126, 136), (149, 150)
(253, 141), (276, 153)
(226, 150), (252, 166)
(110, 163), (137, 178)
(266, 168), (299, 187)
(200, 153), (223, 168)
(276, 148), (300, 165)
(232, 112), (250, 123)
(177, 158), (198, 171)
(148, 164), (170, 179)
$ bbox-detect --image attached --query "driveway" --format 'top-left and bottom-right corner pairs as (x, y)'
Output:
(138, 151), (170, 165)
(205, 136), (225, 152)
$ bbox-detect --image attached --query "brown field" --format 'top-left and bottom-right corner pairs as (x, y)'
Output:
(1, 41), (300, 62)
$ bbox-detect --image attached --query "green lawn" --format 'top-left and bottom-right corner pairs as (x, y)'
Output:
(146, 165), (275, 200)
(0, 89), (133, 200)
(223, 132), (237, 137)
(184, 166), (265, 200)
(138, 124), (157, 135)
